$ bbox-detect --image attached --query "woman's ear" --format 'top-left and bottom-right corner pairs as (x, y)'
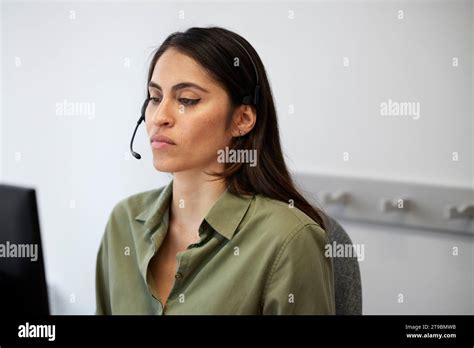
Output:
(231, 104), (257, 137)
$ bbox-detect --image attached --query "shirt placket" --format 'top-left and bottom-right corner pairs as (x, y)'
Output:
(162, 249), (191, 314)
(147, 222), (210, 314)
(162, 223), (211, 314)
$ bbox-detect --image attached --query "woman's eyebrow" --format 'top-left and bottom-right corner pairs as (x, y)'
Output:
(148, 81), (210, 93)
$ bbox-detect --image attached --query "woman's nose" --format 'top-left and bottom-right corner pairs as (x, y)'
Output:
(148, 99), (175, 127)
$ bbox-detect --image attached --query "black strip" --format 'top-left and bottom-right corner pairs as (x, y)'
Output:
(1, 315), (473, 345)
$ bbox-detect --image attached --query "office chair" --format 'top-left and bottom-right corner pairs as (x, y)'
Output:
(323, 214), (363, 315)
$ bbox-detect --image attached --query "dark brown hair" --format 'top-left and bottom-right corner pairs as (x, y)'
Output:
(146, 26), (328, 231)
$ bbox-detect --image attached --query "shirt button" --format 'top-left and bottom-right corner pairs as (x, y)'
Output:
(175, 272), (183, 280)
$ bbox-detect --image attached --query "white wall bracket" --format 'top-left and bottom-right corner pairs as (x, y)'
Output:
(294, 172), (474, 235)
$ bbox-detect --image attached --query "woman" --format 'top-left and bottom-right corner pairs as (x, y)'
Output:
(95, 26), (335, 315)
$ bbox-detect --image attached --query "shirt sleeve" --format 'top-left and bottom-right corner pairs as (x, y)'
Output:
(262, 223), (336, 315)
(95, 221), (112, 315)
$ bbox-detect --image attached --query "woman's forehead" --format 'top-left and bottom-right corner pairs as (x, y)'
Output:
(152, 48), (213, 87)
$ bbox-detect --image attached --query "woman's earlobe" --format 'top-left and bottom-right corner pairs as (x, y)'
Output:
(232, 128), (243, 137)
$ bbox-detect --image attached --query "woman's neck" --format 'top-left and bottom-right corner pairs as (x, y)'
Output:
(170, 170), (227, 233)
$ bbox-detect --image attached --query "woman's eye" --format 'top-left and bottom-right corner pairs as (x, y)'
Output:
(179, 98), (201, 106)
(150, 97), (161, 105)
(148, 97), (200, 106)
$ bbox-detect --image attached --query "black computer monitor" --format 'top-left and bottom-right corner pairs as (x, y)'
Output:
(0, 184), (50, 316)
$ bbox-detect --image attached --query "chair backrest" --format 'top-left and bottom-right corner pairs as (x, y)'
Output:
(322, 214), (363, 315)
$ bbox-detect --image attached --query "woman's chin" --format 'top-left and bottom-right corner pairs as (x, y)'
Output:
(152, 158), (183, 173)
(153, 162), (175, 173)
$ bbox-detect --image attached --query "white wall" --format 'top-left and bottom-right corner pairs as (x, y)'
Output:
(1, 0), (472, 314)
(344, 218), (473, 314)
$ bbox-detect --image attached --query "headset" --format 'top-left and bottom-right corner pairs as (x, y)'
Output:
(129, 38), (260, 160)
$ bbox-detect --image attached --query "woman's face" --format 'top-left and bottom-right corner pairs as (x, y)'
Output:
(145, 47), (234, 174)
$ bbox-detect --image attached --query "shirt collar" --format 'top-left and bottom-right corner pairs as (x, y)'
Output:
(135, 180), (173, 231)
(204, 186), (254, 240)
(134, 179), (254, 240)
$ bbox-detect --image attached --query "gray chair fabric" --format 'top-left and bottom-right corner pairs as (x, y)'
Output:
(322, 214), (363, 315)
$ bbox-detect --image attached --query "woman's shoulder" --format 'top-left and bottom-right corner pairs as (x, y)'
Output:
(253, 194), (321, 226)
(250, 194), (327, 241)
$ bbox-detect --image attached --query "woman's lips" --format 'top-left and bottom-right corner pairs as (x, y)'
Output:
(151, 141), (175, 149)
(150, 134), (176, 150)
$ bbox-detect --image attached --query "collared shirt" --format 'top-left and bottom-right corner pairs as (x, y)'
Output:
(95, 180), (336, 315)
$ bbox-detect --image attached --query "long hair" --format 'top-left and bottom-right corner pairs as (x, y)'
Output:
(146, 26), (328, 231)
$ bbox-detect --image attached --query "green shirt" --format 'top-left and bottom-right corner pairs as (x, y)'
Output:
(95, 180), (336, 315)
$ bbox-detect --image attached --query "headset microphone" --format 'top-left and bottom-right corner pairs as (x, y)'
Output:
(129, 115), (144, 159)
(129, 37), (260, 160)
(129, 100), (147, 159)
